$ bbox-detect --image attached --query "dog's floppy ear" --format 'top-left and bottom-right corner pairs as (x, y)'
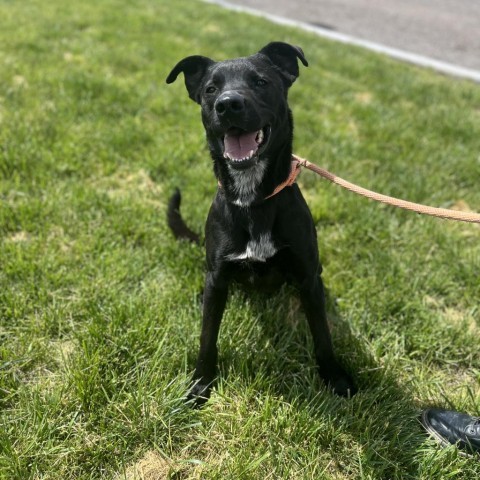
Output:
(258, 42), (308, 85)
(166, 55), (215, 103)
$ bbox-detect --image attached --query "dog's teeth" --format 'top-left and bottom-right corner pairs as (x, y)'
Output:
(225, 152), (256, 162)
(256, 130), (264, 144)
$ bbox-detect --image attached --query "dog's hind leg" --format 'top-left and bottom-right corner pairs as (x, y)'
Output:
(187, 269), (229, 407)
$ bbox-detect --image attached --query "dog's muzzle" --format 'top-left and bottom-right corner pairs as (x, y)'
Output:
(222, 126), (270, 163)
(213, 91), (271, 168)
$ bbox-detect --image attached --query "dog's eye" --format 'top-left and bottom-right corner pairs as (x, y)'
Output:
(205, 85), (217, 94)
(255, 78), (268, 87)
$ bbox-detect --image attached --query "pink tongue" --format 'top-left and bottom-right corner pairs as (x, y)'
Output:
(224, 130), (258, 160)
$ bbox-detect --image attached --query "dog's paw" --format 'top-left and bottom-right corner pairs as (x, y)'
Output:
(186, 380), (213, 408)
(319, 365), (357, 398)
(327, 373), (357, 398)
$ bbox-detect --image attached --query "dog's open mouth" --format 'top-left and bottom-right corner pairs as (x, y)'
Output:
(222, 125), (271, 167)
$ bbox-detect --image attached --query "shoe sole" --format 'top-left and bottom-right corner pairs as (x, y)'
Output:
(420, 410), (478, 458)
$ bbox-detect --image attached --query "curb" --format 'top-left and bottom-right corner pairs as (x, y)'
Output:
(203, 0), (480, 83)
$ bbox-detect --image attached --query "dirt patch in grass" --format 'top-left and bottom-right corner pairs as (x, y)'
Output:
(6, 231), (30, 242)
(121, 450), (171, 480)
(92, 168), (163, 202)
(354, 92), (373, 104)
(443, 307), (478, 335)
(120, 450), (206, 480)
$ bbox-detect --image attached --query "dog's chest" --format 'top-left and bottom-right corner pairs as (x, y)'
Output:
(225, 210), (278, 263)
(226, 232), (277, 263)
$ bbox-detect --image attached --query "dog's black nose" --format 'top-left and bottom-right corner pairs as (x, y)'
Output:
(215, 91), (245, 116)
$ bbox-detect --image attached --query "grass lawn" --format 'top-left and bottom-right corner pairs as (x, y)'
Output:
(1, 0), (480, 478)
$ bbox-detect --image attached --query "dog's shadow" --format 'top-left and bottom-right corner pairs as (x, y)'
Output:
(201, 284), (429, 477)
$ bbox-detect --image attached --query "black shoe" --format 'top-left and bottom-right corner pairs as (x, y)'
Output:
(421, 408), (480, 457)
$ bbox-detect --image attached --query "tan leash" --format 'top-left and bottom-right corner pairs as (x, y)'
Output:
(291, 154), (480, 224)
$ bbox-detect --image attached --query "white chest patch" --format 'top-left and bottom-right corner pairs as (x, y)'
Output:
(226, 233), (277, 263)
(228, 160), (267, 207)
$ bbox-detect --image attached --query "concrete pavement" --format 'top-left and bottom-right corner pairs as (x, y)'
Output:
(206, 0), (480, 81)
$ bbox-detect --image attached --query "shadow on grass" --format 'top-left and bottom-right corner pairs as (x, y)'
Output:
(192, 284), (431, 479)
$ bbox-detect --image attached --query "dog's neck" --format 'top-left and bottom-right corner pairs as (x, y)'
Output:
(212, 143), (292, 207)
(227, 160), (269, 207)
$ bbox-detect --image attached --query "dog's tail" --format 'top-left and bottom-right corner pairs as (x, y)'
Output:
(167, 188), (200, 244)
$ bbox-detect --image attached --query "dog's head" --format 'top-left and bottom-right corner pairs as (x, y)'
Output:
(166, 42), (308, 172)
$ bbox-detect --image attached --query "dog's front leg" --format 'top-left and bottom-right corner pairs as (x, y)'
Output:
(299, 273), (357, 397)
(187, 269), (228, 407)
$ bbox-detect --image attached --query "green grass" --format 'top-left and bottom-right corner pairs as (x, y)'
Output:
(1, 0), (479, 478)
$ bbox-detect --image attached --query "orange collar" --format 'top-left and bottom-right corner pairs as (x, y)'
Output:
(218, 159), (302, 201)
(264, 159), (302, 199)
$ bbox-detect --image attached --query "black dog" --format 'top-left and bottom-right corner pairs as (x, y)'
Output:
(166, 42), (356, 406)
